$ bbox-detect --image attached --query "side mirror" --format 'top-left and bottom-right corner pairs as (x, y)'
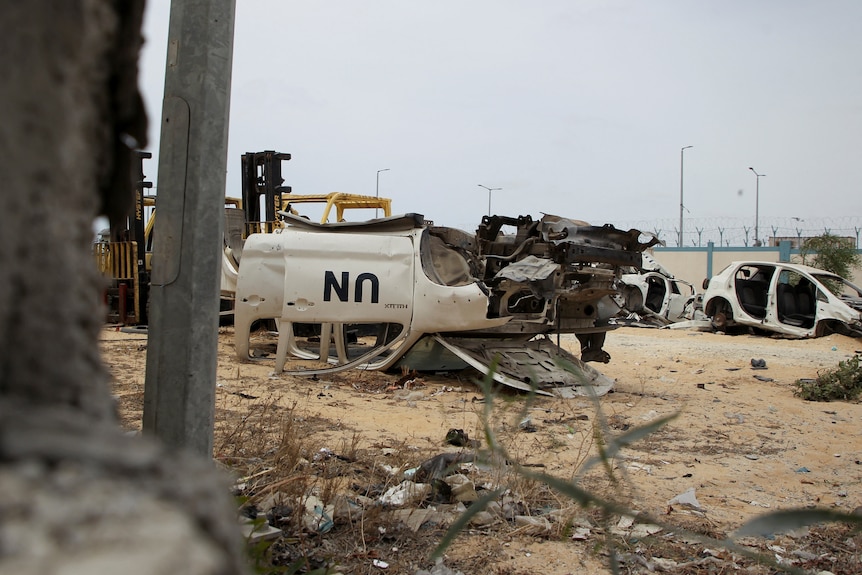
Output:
(702, 278), (710, 290)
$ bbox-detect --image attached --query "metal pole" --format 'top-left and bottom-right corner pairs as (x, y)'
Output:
(478, 184), (501, 217)
(376, 168), (389, 217)
(749, 167), (765, 245)
(143, 0), (236, 457)
(755, 176), (759, 244)
(679, 146), (692, 247)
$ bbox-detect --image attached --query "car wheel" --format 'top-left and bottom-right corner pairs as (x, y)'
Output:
(711, 299), (732, 331)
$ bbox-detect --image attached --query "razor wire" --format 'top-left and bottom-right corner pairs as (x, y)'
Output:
(607, 216), (862, 249)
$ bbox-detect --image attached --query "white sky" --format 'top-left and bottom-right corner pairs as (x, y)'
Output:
(139, 1), (862, 243)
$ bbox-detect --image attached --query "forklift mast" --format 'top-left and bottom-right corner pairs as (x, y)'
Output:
(131, 150), (152, 276)
(240, 150), (291, 234)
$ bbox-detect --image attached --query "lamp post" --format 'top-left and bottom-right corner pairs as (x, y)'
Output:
(679, 145), (693, 247)
(478, 184), (501, 217)
(748, 167), (765, 245)
(376, 168), (389, 217)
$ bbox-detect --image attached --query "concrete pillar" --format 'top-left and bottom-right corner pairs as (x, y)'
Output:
(143, 0), (236, 457)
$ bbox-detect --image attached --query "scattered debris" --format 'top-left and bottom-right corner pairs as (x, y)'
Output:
(239, 518), (282, 543)
(751, 358), (767, 369)
(444, 428), (479, 448)
(393, 389), (425, 403)
(630, 522), (663, 539)
(517, 417), (537, 432)
(379, 481), (433, 507)
(265, 504), (294, 529)
(570, 527), (592, 540)
(668, 487), (703, 510)
(623, 461), (652, 474)
(664, 319), (714, 331)
(416, 558), (466, 575)
(391, 508), (452, 533)
(513, 515), (552, 535)
(394, 369), (422, 388)
(107, 312), (862, 575)
(415, 452), (476, 483)
(443, 474), (479, 503)
(302, 495), (334, 533)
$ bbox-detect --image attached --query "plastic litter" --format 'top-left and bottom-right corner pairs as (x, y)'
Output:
(668, 487), (702, 510)
(303, 495), (334, 533)
(379, 481), (432, 506)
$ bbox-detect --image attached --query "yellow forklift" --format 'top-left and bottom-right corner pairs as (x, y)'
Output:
(96, 150), (391, 325)
(94, 150), (155, 325)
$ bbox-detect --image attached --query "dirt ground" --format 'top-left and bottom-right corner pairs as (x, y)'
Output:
(101, 325), (862, 574)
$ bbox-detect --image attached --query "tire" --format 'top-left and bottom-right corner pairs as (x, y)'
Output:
(710, 299), (732, 331)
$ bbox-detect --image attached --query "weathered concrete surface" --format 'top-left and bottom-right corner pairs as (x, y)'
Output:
(0, 2), (245, 573)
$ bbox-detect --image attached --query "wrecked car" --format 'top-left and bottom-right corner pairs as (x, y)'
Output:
(702, 261), (862, 338)
(618, 253), (698, 325)
(234, 213), (659, 397)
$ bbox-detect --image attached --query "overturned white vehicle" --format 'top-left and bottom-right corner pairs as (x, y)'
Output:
(702, 261), (862, 338)
(235, 213), (659, 396)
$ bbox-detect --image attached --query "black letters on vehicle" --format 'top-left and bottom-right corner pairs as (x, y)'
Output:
(324, 271), (380, 303)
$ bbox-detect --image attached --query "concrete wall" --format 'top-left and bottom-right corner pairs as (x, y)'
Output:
(652, 243), (862, 290)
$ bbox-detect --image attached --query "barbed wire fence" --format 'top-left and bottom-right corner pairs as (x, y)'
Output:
(609, 216), (862, 249)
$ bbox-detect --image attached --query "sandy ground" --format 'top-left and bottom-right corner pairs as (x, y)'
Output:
(101, 325), (862, 573)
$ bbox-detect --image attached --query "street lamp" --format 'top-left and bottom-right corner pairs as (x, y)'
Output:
(748, 167), (765, 245)
(679, 145), (693, 247)
(376, 169), (389, 217)
(478, 184), (501, 217)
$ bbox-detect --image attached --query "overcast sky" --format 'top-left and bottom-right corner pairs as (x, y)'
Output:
(139, 1), (862, 244)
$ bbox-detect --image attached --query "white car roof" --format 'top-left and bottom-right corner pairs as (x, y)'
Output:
(726, 261), (843, 279)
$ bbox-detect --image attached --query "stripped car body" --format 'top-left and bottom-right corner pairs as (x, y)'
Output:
(702, 261), (862, 338)
(235, 213), (659, 396)
(618, 253), (698, 325)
